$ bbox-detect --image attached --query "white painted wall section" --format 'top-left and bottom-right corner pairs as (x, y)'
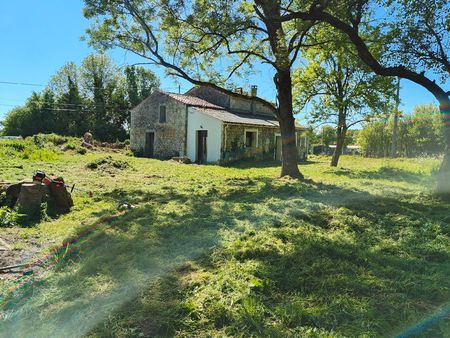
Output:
(187, 107), (223, 163)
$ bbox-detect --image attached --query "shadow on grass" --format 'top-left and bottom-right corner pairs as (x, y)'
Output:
(223, 159), (317, 169)
(1, 176), (449, 337)
(331, 165), (433, 185)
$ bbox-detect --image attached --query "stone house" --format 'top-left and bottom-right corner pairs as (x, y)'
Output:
(130, 85), (308, 164)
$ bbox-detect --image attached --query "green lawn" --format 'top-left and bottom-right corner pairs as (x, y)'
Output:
(0, 139), (449, 338)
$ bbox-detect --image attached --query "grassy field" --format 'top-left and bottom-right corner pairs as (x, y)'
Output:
(0, 137), (449, 337)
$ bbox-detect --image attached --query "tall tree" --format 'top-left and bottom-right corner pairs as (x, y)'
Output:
(125, 66), (160, 108)
(294, 29), (395, 166)
(59, 76), (85, 136)
(83, 0), (325, 178)
(285, 0), (450, 196)
(50, 63), (86, 135)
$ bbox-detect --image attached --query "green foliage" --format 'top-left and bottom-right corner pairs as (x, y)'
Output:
(0, 150), (448, 337)
(0, 137), (60, 161)
(125, 66), (160, 108)
(319, 125), (336, 147)
(358, 104), (445, 157)
(1, 55), (159, 142)
(0, 207), (19, 228)
(293, 26), (395, 135)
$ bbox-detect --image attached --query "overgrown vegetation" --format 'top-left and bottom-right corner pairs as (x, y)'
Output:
(0, 140), (448, 337)
(358, 104), (444, 157)
(0, 55), (159, 142)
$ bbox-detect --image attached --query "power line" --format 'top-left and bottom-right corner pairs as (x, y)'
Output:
(0, 81), (44, 87)
(0, 79), (187, 92)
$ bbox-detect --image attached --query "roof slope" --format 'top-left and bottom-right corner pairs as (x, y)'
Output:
(165, 92), (223, 109)
(194, 107), (306, 129)
(132, 89), (306, 129)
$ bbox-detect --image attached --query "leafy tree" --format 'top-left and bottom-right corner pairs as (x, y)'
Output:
(294, 28), (395, 166)
(3, 55), (159, 141)
(83, 0), (326, 178)
(357, 120), (391, 157)
(50, 63), (87, 136)
(1, 106), (34, 136)
(40, 88), (57, 134)
(320, 125), (336, 148)
(125, 66), (160, 109)
(344, 129), (359, 147)
(358, 104), (444, 157)
(285, 0), (450, 195)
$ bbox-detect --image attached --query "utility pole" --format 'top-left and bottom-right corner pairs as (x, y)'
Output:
(390, 77), (401, 158)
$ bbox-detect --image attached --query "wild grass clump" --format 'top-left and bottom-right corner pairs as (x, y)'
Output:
(0, 136), (60, 161)
(86, 156), (131, 170)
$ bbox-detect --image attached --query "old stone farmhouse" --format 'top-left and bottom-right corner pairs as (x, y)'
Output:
(130, 85), (308, 164)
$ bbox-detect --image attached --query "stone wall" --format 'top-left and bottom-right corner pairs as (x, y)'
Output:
(229, 97), (275, 116)
(188, 85), (276, 116)
(222, 123), (309, 163)
(130, 91), (187, 158)
(222, 124), (277, 162)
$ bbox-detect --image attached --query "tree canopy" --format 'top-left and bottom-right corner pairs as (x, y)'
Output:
(283, 0), (450, 195)
(1, 54), (159, 141)
(82, 0), (329, 178)
(293, 27), (395, 166)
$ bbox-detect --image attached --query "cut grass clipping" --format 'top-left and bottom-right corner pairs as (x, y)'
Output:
(0, 138), (449, 338)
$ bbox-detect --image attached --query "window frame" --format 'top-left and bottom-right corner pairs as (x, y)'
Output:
(159, 104), (167, 123)
(244, 129), (258, 148)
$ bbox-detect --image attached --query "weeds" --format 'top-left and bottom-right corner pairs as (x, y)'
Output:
(0, 207), (19, 228)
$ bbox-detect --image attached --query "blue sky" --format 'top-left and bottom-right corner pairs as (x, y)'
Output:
(0, 1), (437, 125)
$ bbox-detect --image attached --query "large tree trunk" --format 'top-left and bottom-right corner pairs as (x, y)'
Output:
(275, 70), (303, 179)
(331, 127), (346, 167)
(436, 100), (450, 198)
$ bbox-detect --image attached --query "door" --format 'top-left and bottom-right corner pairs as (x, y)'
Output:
(144, 131), (155, 158)
(196, 130), (208, 164)
(275, 135), (282, 161)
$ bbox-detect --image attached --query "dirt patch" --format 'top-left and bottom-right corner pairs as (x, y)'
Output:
(0, 229), (43, 282)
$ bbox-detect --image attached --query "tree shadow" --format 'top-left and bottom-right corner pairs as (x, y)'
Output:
(331, 166), (433, 185)
(1, 176), (449, 337)
(223, 159), (317, 169)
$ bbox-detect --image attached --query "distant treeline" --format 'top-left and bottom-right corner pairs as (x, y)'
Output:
(357, 104), (444, 157)
(1, 54), (159, 142)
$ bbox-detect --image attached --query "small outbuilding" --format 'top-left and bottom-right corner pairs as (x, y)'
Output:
(130, 85), (308, 164)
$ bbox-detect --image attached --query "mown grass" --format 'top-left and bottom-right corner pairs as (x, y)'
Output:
(0, 140), (449, 338)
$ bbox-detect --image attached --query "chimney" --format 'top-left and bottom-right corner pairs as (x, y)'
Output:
(251, 85), (258, 97)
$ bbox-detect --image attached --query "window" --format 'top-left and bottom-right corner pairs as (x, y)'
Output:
(159, 105), (166, 123)
(245, 131), (257, 148)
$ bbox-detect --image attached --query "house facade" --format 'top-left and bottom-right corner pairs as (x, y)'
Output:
(130, 85), (308, 164)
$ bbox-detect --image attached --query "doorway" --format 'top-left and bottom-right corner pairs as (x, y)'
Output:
(144, 131), (154, 158)
(196, 130), (208, 164)
(275, 135), (282, 161)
